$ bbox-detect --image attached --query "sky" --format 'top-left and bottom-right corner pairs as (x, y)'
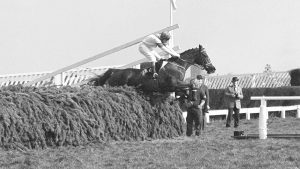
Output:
(0, 0), (300, 76)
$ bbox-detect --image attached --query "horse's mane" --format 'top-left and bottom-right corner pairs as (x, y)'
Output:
(180, 45), (206, 56)
(179, 47), (199, 57)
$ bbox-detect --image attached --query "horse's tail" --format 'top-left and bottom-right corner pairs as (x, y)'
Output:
(88, 68), (115, 86)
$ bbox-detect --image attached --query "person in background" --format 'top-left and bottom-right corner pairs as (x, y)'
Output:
(196, 75), (210, 130)
(185, 78), (206, 136)
(225, 77), (244, 128)
(138, 32), (180, 78)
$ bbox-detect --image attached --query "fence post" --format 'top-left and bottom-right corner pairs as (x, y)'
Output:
(246, 109), (250, 120)
(266, 106), (269, 120)
(259, 98), (267, 139)
(297, 106), (300, 118)
(182, 111), (187, 123)
(281, 109), (286, 119)
(205, 113), (210, 123)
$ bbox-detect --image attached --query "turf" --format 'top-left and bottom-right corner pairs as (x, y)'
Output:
(0, 117), (299, 169)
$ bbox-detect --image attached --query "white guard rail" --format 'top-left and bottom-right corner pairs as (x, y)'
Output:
(251, 96), (300, 139)
(182, 104), (300, 125)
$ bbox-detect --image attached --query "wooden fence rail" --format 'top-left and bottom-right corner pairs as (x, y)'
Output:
(24, 24), (179, 87)
(0, 46), (180, 87)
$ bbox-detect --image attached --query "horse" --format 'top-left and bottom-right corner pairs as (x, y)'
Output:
(88, 44), (216, 93)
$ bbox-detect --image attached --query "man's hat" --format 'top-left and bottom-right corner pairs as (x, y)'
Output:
(232, 77), (239, 82)
(196, 75), (204, 80)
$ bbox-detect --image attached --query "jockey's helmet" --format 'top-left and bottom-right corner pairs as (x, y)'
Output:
(160, 32), (171, 41)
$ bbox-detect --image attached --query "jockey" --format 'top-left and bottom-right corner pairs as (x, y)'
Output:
(139, 31), (180, 78)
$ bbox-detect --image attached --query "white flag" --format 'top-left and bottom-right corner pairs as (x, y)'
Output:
(171, 0), (177, 10)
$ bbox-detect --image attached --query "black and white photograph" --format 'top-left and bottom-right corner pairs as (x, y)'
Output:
(0, 0), (299, 168)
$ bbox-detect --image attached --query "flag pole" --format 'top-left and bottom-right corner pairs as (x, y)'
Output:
(169, 0), (174, 47)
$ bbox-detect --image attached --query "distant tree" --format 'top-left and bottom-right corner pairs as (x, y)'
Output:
(289, 68), (300, 86)
(264, 64), (272, 73)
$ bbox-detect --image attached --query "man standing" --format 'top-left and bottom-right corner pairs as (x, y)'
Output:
(196, 75), (210, 130)
(225, 77), (243, 128)
(185, 78), (206, 136)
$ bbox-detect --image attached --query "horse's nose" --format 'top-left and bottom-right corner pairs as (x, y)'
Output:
(205, 64), (215, 74)
(207, 66), (216, 74)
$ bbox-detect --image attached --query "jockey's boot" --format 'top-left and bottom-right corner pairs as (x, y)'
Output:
(151, 63), (158, 79)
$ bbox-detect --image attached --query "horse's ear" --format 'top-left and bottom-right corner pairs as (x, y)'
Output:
(199, 44), (203, 51)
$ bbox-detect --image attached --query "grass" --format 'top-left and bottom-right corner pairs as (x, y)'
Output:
(0, 117), (299, 169)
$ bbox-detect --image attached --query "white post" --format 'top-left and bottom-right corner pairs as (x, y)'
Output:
(281, 109), (286, 119)
(266, 107), (269, 120)
(297, 106), (300, 118)
(259, 98), (267, 139)
(246, 111), (250, 120)
(205, 113), (210, 123)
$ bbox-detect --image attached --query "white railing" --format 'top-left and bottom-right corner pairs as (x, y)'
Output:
(0, 66), (120, 87)
(251, 96), (300, 139)
(206, 104), (300, 122)
(182, 104), (300, 124)
(0, 71), (51, 87)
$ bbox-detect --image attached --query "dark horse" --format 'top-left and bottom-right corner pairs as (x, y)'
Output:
(88, 45), (216, 92)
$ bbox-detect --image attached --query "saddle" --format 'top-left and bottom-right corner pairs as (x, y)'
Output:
(141, 57), (184, 79)
(140, 59), (165, 78)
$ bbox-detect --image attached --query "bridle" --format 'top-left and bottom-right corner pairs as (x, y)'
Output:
(174, 46), (213, 70)
(197, 48), (213, 69)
